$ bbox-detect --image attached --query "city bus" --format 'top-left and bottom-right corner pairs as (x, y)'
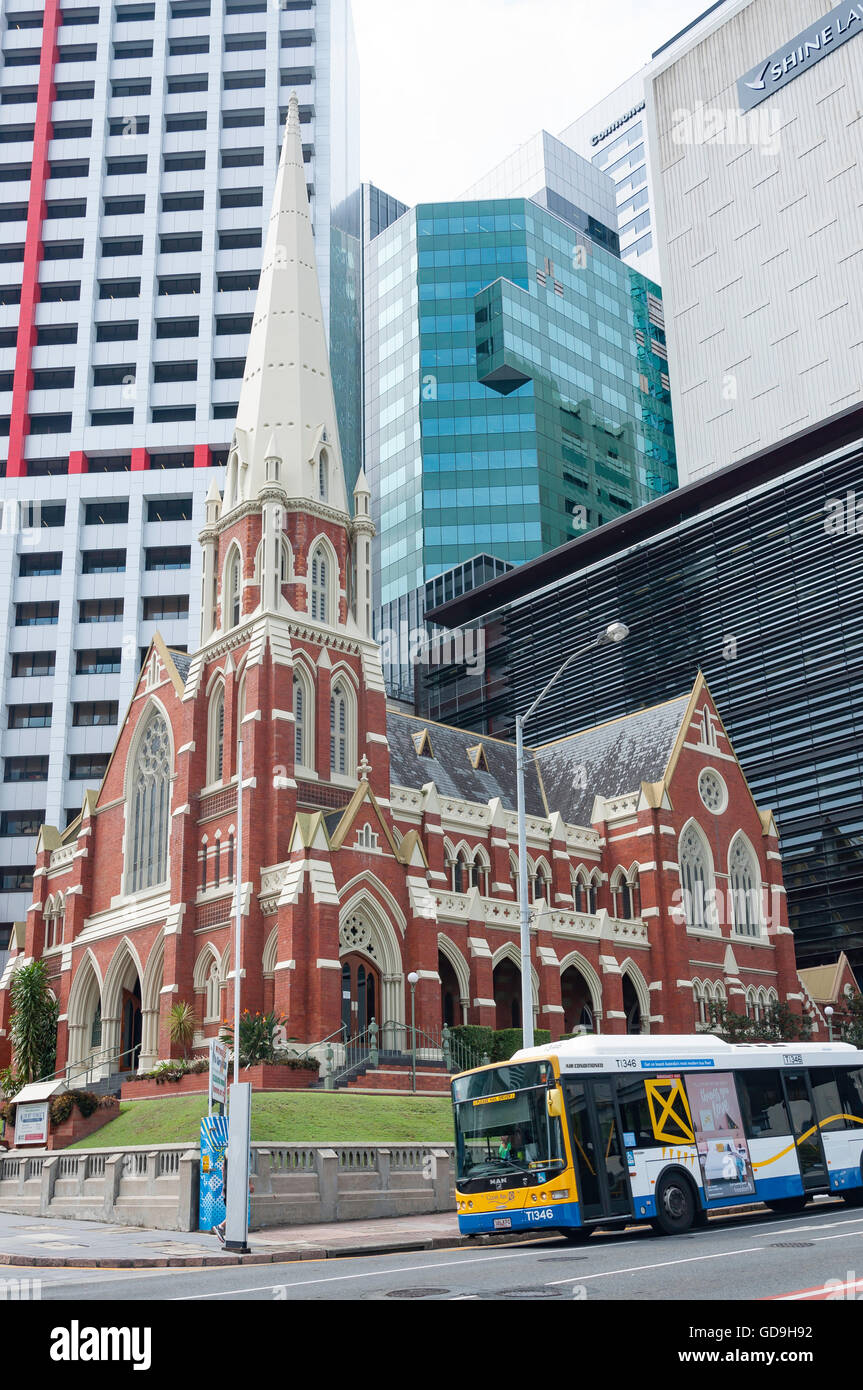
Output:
(451, 1034), (863, 1239)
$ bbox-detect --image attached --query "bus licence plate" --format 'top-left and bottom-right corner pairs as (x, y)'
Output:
(493, 1217), (512, 1230)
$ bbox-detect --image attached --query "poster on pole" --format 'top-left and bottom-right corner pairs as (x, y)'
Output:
(209, 1037), (228, 1112)
(687, 1071), (756, 1200)
(199, 1114), (229, 1231)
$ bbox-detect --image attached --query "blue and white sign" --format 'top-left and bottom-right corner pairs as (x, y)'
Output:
(640, 1057), (716, 1070)
(738, 2), (863, 111)
(199, 1114), (229, 1232)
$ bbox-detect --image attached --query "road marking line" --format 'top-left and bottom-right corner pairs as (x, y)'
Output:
(171, 1248), (549, 1299)
(548, 1245), (766, 1286)
(771, 1276), (863, 1301)
(754, 1215), (863, 1237)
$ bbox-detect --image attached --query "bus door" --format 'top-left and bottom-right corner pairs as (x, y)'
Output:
(565, 1078), (631, 1222)
(782, 1070), (829, 1191)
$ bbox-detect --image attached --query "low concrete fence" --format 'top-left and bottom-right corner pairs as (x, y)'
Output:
(0, 1143), (457, 1232)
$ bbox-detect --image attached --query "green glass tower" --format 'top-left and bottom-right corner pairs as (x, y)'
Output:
(364, 175), (677, 614)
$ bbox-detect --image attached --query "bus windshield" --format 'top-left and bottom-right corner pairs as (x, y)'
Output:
(452, 1062), (565, 1184)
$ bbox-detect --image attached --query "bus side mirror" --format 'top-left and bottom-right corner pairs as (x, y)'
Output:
(546, 1089), (563, 1119)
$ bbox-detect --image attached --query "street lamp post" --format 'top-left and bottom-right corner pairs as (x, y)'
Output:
(408, 972), (419, 1093)
(515, 622), (630, 1048)
(825, 1005), (834, 1043)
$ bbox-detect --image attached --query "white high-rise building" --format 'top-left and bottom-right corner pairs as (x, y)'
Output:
(0, 0), (360, 947)
(645, 0), (863, 481)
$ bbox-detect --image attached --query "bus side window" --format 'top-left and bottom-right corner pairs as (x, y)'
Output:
(738, 1069), (789, 1139)
(837, 1067), (863, 1126)
(810, 1068), (846, 1132)
(616, 1077), (659, 1148)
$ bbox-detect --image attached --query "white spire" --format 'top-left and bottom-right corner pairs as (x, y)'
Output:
(225, 93), (349, 515)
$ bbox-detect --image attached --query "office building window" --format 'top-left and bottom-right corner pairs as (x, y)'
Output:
(8, 705), (52, 729)
(84, 501), (128, 525)
(143, 595), (189, 620)
(76, 649), (122, 675)
(15, 602), (59, 626)
(11, 651), (55, 678)
(79, 598), (124, 623)
(4, 757), (49, 783)
(82, 550), (126, 573)
(19, 552), (62, 576)
(145, 546), (191, 571)
(73, 702), (119, 727)
(69, 754), (110, 780)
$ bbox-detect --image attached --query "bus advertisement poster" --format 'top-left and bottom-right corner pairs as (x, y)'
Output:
(687, 1071), (756, 1200)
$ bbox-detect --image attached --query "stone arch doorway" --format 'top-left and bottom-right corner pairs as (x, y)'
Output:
(561, 965), (596, 1034)
(121, 977), (143, 1071)
(438, 950), (460, 1027)
(340, 953), (381, 1039)
(493, 959), (522, 1029)
(338, 890), (407, 1041)
(66, 952), (103, 1075)
(623, 974), (643, 1034)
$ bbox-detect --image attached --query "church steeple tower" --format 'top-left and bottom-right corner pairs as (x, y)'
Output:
(221, 92), (350, 518)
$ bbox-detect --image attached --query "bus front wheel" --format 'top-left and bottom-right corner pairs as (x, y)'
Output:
(652, 1172), (696, 1236)
(559, 1226), (591, 1244)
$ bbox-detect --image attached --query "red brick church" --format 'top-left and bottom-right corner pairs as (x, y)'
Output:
(0, 100), (831, 1083)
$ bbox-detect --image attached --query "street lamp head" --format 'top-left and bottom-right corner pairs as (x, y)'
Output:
(604, 621), (630, 645)
(407, 972), (419, 986)
(825, 1005), (834, 1017)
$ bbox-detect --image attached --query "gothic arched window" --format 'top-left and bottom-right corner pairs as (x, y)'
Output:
(207, 683), (225, 785)
(293, 666), (314, 770)
(730, 835), (761, 937)
(330, 678), (353, 778)
(127, 709), (171, 895)
(225, 547), (242, 629)
(309, 543), (331, 624)
(206, 963), (220, 1021)
(318, 449), (328, 501)
(679, 822), (713, 931)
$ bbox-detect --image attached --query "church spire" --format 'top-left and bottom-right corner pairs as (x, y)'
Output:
(222, 93), (349, 516)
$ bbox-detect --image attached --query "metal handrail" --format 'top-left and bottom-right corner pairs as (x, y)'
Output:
(34, 1042), (139, 1091)
(322, 1019), (486, 1090)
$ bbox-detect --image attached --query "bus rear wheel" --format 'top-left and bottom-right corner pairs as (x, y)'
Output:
(652, 1172), (696, 1236)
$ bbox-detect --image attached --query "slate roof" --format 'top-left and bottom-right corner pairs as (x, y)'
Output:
(169, 649), (193, 684)
(533, 694), (691, 825)
(386, 711), (546, 817)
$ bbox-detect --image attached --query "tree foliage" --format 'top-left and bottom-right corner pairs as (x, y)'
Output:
(9, 960), (59, 1084)
(707, 1000), (812, 1043)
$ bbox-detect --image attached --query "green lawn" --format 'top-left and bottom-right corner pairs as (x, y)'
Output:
(69, 1091), (456, 1149)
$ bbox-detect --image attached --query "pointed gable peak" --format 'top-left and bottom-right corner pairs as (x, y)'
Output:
(222, 92), (349, 518)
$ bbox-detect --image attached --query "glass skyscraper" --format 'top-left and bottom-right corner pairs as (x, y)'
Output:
(364, 170), (677, 619)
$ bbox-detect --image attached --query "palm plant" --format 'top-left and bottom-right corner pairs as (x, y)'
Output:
(9, 960), (59, 1083)
(168, 1001), (196, 1059)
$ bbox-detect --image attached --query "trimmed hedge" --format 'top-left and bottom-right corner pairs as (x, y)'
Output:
(448, 1026), (552, 1065)
(491, 1028), (551, 1062)
(448, 1026), (494, 1062)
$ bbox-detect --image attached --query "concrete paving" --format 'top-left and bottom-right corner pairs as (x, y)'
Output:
(0, 1207), (487, 1268)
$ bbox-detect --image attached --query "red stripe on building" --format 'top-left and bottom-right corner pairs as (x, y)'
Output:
(6, 0), (62, 479)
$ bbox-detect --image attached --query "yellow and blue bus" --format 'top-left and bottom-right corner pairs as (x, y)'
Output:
(451, 1034), (863, 1239)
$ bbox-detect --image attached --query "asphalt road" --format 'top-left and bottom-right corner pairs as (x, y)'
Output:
(10, 1199), (863, 1302)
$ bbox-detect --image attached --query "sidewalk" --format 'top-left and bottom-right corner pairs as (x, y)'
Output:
(0, 1196), (841, 1270)
(0, 1209), (491, 1268)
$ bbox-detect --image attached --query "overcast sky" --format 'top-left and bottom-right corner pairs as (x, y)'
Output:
(351, 0), (712, 205)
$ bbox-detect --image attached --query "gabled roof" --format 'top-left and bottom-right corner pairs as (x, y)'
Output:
(387, 710), (546, 815)
(533, 693), (692, 825)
